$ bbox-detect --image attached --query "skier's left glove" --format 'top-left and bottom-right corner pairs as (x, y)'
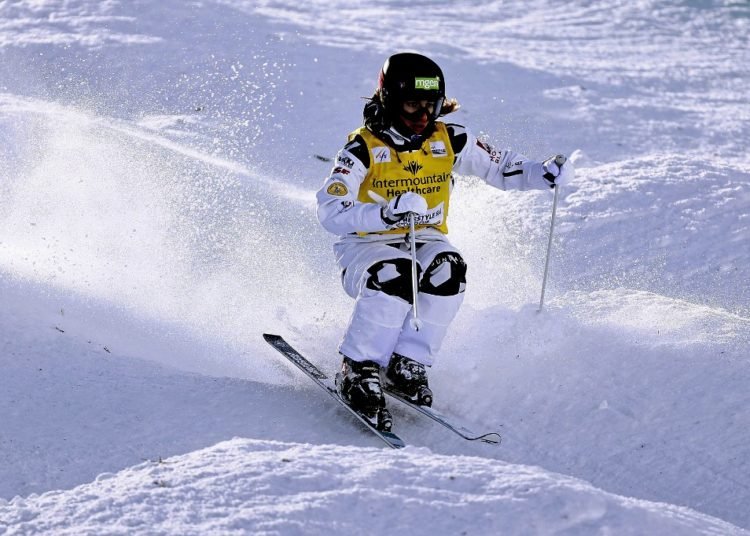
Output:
(542, 154), (574, 188)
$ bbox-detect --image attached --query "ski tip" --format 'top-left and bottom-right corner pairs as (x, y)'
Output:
(262, 333), (281, 342)
(476, 432), (502, 445)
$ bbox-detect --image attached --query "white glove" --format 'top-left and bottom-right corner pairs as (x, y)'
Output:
(542, 154), (574, 188)
(381, 192), (429, 225)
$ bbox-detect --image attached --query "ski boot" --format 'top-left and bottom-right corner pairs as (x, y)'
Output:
(385, 353), (433, 407)
(335, 356), (393, 431)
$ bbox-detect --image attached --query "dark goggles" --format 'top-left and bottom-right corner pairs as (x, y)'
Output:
(400, 98), (443, 121)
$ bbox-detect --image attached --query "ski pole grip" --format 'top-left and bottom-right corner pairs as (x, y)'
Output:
(367, 190), (387, 206)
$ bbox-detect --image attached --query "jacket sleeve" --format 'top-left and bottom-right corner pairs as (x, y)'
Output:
(446, 124), (553, 192)
(316, 135), (389, 235)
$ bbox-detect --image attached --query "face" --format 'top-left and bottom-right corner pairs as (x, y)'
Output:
(399, 99), (437, 134)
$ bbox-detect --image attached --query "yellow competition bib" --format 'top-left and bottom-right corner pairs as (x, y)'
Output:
(351, 123), (455, 235)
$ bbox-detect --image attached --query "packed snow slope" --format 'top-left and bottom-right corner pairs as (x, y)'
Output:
(1, 0), (749, 534)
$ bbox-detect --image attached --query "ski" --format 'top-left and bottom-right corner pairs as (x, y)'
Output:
(384, 387), (502, 445)
(263, 334), (405, 450)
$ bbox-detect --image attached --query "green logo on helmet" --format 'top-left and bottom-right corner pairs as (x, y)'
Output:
(414, 77), (440, 90)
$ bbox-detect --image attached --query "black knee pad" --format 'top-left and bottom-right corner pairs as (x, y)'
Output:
(365, 258), (417, 303)
(420, 252), (467, 296)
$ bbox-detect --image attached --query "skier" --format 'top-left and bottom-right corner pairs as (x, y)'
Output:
(316, 52), (572, 430)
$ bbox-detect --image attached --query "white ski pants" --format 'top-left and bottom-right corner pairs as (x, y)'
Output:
(334, 236), (466, 367)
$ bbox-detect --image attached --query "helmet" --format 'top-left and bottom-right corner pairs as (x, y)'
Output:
(377, 52), (446, 123)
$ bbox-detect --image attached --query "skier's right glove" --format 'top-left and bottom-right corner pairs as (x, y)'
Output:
(381, 192), (429, 225)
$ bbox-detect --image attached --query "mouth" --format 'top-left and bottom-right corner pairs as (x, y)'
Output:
(401, 116), (428, 133)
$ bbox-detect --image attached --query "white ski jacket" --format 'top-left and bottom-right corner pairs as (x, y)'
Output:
(316, 122), (553, 243)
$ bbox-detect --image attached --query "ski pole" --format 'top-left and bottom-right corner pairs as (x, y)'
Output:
(408, 212), (423, 331)
(368, 190), (422, 329)
(538, 155), (566, 313)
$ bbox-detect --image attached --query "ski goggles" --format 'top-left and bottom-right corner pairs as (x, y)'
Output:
(400, 98), (443, 121)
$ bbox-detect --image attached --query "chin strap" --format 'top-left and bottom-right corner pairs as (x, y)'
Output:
(375, 124), (433, 151)
(382, 127), (411, 145)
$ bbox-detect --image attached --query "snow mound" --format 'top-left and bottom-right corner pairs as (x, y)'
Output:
(559, 155), (750, 312)
(0, 438), (743, 536)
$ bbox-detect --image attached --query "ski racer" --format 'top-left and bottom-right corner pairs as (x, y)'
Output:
(316, 52), (573, 431)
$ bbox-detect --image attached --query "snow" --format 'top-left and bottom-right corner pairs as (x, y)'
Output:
(1, 439), (742, 535)
(1, 0), (749, 534)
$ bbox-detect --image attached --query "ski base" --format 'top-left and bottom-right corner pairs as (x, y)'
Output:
(263, 334), (405, 449)
(384, 387), (501, 445)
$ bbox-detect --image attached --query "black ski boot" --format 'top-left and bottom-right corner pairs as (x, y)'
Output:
(335, 356), (392, 431)
(385, 353), (433, 406)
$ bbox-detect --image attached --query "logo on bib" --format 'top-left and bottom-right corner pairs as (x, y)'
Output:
(402, 161), (423, 176)
(430, 141), (447, 157)
(372, 146), (390, 163)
